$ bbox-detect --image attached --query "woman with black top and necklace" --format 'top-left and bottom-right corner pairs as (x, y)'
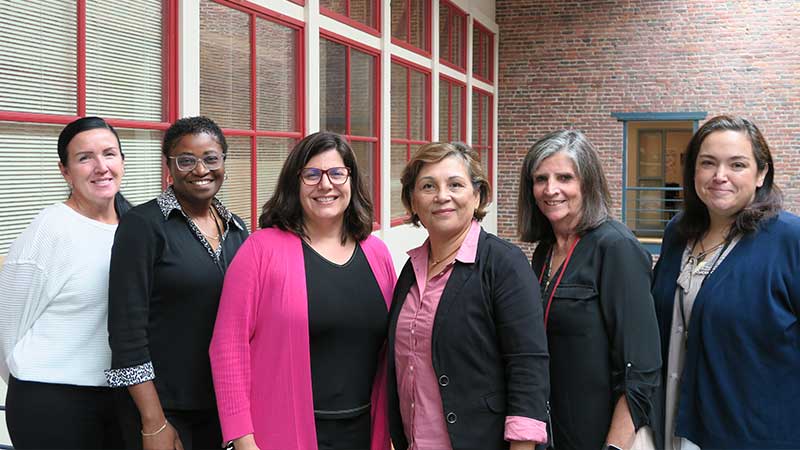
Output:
(650, 116), (800, 450)
(517, 130), (661, 450)
(106, 116), (249, 450)
(209, 132), (396, 450)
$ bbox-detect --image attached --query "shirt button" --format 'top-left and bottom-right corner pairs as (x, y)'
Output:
(438, 374), (450, 386)
(446, 412), (457, 423)
(410, 365), (414, 371)
(411, 329), (415, 334)
(411, 402), (415, 408)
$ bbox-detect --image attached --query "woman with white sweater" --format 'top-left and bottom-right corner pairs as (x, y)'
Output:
(0, 117), (130, 449)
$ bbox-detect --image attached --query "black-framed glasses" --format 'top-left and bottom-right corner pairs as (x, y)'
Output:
(299, 167), (351, 185)
(167, 153), (226, 172)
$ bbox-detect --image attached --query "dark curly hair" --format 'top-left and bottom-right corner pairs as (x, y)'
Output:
(162, 116), (228, 157)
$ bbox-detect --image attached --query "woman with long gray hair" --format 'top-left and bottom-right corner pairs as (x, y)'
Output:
(517, 130), (661, 450)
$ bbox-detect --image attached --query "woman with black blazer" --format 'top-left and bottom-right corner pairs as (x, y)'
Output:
(387, 142), (550, 450)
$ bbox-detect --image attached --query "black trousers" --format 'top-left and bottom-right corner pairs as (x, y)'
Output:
(5, 375), (124, 449)
(114, 390), (221, 450)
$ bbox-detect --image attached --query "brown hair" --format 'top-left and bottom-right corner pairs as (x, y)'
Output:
(678, 115), (782, 241)
(400, 142), (492, 226)
(258, 132), (374, 243)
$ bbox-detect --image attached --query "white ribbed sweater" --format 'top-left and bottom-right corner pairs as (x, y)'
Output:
(0, 203), (117, 386)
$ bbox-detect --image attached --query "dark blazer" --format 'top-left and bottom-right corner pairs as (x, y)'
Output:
(387, 228), (550, 450)
(531, 220), (661, 450)
(651, 212), (800, 449)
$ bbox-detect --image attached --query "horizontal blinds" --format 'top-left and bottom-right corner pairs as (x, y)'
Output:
(216, 136), (252, 231)
(256, 137), (293, 215)
(86, 0), (164, 121)
(0, 123), (69, 255)
(0, 1), (77, 115)
(117, 129), (164, 206)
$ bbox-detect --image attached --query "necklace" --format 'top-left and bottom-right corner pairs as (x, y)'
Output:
(429, 244), (460, 268)
(188, 206), (222, 241)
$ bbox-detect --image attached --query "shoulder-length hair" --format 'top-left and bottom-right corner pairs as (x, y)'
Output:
(517, 130), (611, 243)
(678, 115), (782, 241)
(258, 132), (374, 243)
(400, 141), (492, 226)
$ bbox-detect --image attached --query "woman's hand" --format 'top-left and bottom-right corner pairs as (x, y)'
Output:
(509, 441), (535, 450)
(142, 421), (183, 450)
(232, 434), (260, 450)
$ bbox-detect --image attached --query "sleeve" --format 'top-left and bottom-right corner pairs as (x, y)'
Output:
(105, 210), (160, 386)
(599, 237), (662, 429)
(209, 237), (263, 443)
(0, 260), (48, 383)
(491, 245), (550, 443)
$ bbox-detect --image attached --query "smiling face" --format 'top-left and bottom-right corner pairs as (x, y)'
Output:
(411, 155), (480, 241)
(299, 148), (352, 230)
(532, 151), (583, 235)
(168, 132), (225, 205)
(694, 130), (766, 224)
(59, 128), (124, 210)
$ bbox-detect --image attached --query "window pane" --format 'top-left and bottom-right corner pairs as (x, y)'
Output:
(216, 136), (252, 231)
(481, 145), (490, 179)
(86, 0), (164, 121)
(439, 81), (449, 141)
(350, 49), (375, 137)
(117, 128), (163, 206)
(638, 131), (663, 179)
(391, 0), (408, 42)
(320, 0), (346, 17)
(410, 70), (427, 141)
(0, 1), (77, 115)
(481, 95), (490, 146)
(350, 0), (375, 29)
(200, 0), (251, 129)
(350, 141), (374, 204)
(452, 13), (464, 67)
(320, 39), (346, 134)
(391, 143), (408, 218)
(472, 92), (480, 145)
(391, 63), (408, 139)
(439, 5), (450, 62)
(256, 137), (295, 217)
(256, 18), (298, 132)
(452, 83), (463, 140)
(0, 122), (67, 255)
(410, 0), (427, 50)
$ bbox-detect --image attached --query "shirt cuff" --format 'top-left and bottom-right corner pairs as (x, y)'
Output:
(504, 415), (548, 443)
(105, 361), (155, 387)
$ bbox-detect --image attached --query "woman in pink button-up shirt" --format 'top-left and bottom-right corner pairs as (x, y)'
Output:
(386, 142), (550, 450)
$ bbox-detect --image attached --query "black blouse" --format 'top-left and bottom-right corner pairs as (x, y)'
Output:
(106, 187), (249, 410)
(303, 241), (388, 449)
(532, 219), (661, 450)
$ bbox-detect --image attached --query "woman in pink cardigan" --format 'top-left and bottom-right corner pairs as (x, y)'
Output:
(209, 132), (396, 450)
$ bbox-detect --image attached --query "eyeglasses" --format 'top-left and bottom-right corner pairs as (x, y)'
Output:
(167, 153), (226, 172)
(299, 167), (351, 185)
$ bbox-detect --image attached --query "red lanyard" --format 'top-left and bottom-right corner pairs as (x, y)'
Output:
(538, 237), (581, 329)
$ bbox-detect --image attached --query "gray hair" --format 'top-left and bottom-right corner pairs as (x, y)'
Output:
(517, 130), (611, 243)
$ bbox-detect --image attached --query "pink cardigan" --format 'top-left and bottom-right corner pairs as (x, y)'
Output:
(209, 227), (396, 450)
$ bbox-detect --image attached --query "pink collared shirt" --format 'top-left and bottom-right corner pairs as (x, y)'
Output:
(394, 221), (547, 449)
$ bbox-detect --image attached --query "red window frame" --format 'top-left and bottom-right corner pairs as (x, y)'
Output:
(0, 0), (179, 136)
(390, 56), (431, 226)
(439, 0), (468, 73)
(390, 0), (431, 57)
(320, 30), (383, 228)
(472, 20), (494, 84)
(204, 0), (306, 230)
(439, 74), (466, 142)
(472, 87), (493, 186)
(320, 0), (381, 36)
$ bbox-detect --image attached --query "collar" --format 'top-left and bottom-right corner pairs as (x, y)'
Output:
(156, 186), (245, 231)
(408, 219), (482, 265)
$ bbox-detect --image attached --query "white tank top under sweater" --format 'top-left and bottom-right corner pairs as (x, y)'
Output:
(0, 202), (117, 386)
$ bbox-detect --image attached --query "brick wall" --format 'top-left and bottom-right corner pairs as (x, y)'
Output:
(496, 0), (800, 253)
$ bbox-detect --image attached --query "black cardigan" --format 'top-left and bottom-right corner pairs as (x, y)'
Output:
(387, 228), (550, 450)
(531, 219), (661, 450)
